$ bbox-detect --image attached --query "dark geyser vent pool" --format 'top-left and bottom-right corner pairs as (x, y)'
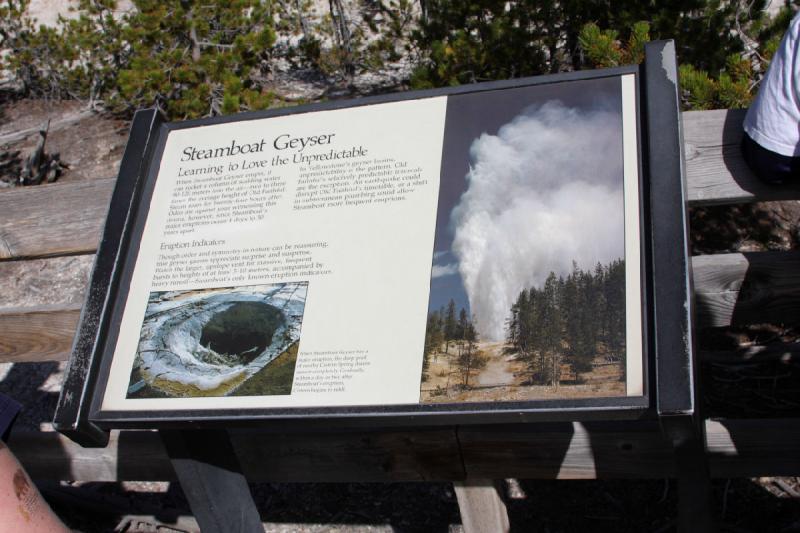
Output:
(200, 302), (285, 364)
(129, 283), (307, 397)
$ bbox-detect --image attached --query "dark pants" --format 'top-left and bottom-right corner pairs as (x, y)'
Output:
(0, 393), (20, 441)
(741, 133), (800, 184)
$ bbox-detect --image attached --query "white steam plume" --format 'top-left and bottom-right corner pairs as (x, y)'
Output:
(451, 100), (625, 341)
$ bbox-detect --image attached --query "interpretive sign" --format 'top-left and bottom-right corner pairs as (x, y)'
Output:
(55, 43), (694, 446)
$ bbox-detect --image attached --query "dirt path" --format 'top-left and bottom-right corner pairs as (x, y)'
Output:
(476, 342), (515, 387)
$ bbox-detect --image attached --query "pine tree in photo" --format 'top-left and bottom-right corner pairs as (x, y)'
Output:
(562, 263), (593, 382)
(506, 295), (520, 350)
(444, 299), (457, 355)
(455, 315), (486, 388)
(576, 268), (599, 379)
(539, 272), (563, 388)
(507, 288), (538, 384)
(505, 258), (627, 389)
(604, 259), (626, 362)
(422, 309), (443, 381)
(458, 307), (468, 342)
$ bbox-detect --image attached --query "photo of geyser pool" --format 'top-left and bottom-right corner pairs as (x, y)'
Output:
(127, 282), (307, 399)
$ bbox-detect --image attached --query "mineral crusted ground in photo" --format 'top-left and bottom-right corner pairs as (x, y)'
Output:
(127, 282), (307, 398)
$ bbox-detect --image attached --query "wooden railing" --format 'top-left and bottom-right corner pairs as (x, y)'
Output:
(1, 108), (799, 482)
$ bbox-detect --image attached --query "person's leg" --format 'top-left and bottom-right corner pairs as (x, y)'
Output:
(0, 441), (71, 532)
(741, 132), (800, 184)
(0, 394), (69, 532)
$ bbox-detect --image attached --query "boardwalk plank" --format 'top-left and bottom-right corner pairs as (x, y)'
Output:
(10, 419), (800, 481)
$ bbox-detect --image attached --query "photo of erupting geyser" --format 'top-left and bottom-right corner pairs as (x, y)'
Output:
(127, 282), (307, 399)
(421, 75), (639, 404)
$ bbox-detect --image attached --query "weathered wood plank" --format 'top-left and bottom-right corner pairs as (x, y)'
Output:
(0, 254), (92, 309)
(231, 427), (464, 482)
(705, 418), (800, 477)
(453, 480), (510, 533)
(463, 417), (800, 479)
(0, 305), (80, 362)
(0, 178), (113, 260)
(11, 428), (464, 482)
(693, 251), (800, 328)
(683, 109), (800, 205)
(0, 254), (90, 362)
(10, 419), (800, 482)
(9, 429), (175, 482)
(0, 109), (789, 261)
(458, 421), (675, 479)
(0, 109), (95, 145)
(3, 250), (799, 363)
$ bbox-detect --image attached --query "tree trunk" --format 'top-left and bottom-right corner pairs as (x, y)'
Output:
(464, 344), (472, 388)
(328, 0), (354, 76)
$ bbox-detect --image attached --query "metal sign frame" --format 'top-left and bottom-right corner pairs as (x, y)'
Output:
(54, 41), (693, 448)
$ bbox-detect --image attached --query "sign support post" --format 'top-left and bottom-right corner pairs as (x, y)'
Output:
(644, 40), (713, 531)
(160, 429), (263, 532)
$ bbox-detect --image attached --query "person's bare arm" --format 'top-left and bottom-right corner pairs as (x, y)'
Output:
(0, 440), (70, 532)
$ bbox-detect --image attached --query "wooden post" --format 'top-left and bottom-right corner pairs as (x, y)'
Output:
(453, 479), (510, 533)
(160, 429), (263, 532)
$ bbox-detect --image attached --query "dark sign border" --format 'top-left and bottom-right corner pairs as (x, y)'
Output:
(55, 42), (694, 447)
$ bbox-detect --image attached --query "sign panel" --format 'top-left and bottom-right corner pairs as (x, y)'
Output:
(92, 72), (644, 418)
(101, 97), (449, 411)
(47, 61), (679, 444)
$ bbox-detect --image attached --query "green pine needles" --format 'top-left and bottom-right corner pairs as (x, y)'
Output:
(578, 2), (800, 110)
(1, 0), (276, 119)
(3, 0), (799, 117)
(114, 0), (276, 118)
